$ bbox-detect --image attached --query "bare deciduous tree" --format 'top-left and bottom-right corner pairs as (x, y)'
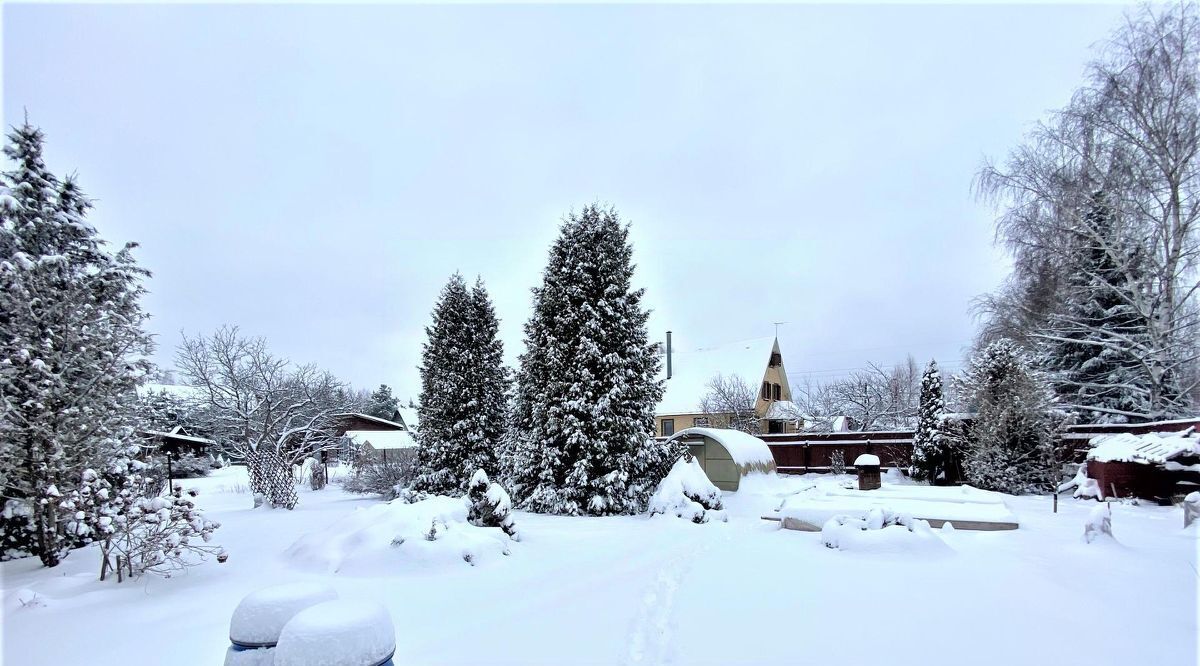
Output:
(176, 326), (352, 509)
(699, 374), (761, 434)
(976, 3), (1200, 420)
(793, 357), (921, 431)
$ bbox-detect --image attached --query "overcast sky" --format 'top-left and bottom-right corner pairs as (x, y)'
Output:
(4, 3), (1132, 399)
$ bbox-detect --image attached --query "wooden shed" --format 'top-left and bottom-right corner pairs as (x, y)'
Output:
(1083, 429), (1200, 503)
(667, 427), (776, 491)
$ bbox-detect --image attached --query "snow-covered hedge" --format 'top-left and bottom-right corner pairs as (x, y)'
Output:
(820, 508), (947, 553)
(285, 495), (514, 574)
(648, 455), (726, 524)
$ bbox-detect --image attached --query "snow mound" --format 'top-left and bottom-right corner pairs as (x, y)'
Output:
(1083, 504), (1115, 544)
(229, 582), (338, 648)
(273, 600), (395, 666)
(853, 454), (880, 467)
(649, 455), (727, 524)
(284, 496), (513, 574)
(778, 483), (1018, 528)
(821, 509), (948, 554)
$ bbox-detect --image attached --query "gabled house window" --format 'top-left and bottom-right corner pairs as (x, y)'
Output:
(661, 419), (675, 437)
(761, 381), (770, 400)
(772, 383), (781, 400)
(693, 416), (710, 427)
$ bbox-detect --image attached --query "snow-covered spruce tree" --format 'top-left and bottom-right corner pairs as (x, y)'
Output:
(1038, 192), (1157, 422)
(0, 122), (154, 566)
(911, 360), (950, 482)
(507, 204), (669, 515)
(466, 469), (518, 540)
(364, 384), (399, 420)
(410, 275), (509, 495)
(958, 340), (1062, 494)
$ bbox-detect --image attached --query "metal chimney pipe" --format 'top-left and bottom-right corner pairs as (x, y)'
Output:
(666, 331), (673, 380)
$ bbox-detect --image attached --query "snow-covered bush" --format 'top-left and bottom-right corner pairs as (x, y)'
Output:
(286, 495), (513, 574)
(341, 456), (417, 500)
(465, 470), (518, 540)
(648, 455), (726, 524)
(1059, 464), (1103, 500)
(301, 457), (326, 490)
(67, 468), (224, 581)
(1082, 503), (1114, 543)
(829, 449), (846, 476)
(169, 452), (212, 479)
(820, 509), (946, 553)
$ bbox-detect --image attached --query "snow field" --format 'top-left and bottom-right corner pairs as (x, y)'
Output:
(1, 466), (1196, 666)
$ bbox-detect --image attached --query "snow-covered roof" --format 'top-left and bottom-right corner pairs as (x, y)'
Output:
(670, 427), (775, 467)
(658, 336), (777, 415)
(345, 429), (417, 450)
(137, 383), (206, 401)
(141, 429), (216, 445)
(1086, 430), (1199, 465)
(335, 413), (406, 430)
(764, 400), (801, 420)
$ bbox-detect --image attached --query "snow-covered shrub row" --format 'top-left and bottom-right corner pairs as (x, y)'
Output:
(286, 495), (514, 574)
(820, 509), (947, 553)
(648, 455), (726, 524)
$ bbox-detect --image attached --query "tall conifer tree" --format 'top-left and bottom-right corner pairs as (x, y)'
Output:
(507, 205), (669, 515)
(0, 122), (153, 565)
(411, 274), (508, 494)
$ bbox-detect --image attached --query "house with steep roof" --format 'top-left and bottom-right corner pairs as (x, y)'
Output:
(655, 334), (799, 437)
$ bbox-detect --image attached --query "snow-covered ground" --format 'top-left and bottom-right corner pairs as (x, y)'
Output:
(2, 466), (1196, 665)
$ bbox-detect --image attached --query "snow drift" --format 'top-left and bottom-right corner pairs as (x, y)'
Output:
(820, 509), (948, 554)
(648, 456), (727, 523)
(284, 496), (513, 574)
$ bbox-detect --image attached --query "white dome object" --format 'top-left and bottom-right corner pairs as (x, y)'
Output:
(853, 454), (880, 467)
(274, 600), (396, 666)
(229, 583), (339, 648)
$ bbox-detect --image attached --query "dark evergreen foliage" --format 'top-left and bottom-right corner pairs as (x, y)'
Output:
(506, 205), (670, 515)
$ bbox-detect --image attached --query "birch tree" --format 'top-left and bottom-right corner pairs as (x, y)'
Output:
(976, 3), (1200, 420)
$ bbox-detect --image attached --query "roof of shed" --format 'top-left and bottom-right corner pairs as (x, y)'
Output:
(334, 413), (406, 430)
(345, 429), (417, 450)
(1087, 430), (1199, 465)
